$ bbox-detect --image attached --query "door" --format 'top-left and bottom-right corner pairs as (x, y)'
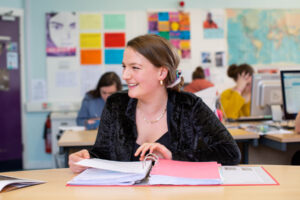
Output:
(0, 14), (22, 171)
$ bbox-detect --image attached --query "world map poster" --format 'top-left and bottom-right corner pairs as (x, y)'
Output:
(227, 9), (300, 65)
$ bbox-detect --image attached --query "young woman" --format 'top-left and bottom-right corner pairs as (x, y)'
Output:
(220, 64), (254, 119)
(69, 34), (241, 173)
(76, 72), (122, 128)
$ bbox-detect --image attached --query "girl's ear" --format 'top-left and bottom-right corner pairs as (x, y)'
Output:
(158, 66), (168, 80)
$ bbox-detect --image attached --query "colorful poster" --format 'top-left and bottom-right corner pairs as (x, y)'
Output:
(79, 14), (101, 30)
(215, 51), (225, 67)
(105, 49), (124, 64)
(148, 11), (191, 59)
(202, 52), (212, 64)
(7, 52), (18, 69)
(104, 14), (126, 30)
(104, 33), (125, 47)
(46, 12), (77, 56)
(81, 49), (102, 65)
(203, 11), (224, 39)
(80, 33), (101, 48)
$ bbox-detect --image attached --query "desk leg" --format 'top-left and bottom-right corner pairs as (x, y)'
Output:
(242, 142), (249, 164)
(64, 148), (69, 168)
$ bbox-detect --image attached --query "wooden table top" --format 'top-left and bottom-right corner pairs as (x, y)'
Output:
(58, 129), (259, 147)
(1, 165), (300, 200)
(264, 132), (300, 143)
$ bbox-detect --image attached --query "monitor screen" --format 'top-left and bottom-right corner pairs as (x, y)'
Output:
(280, 70), (300, 119)
(250, 74), (282, 117)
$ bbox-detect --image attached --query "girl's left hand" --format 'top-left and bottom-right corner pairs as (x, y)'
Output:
(134, 143), (172, 161)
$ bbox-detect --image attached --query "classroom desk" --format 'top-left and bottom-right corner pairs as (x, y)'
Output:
(58, 129), (259, 166)
(261, 132), (300, 151)
(1, 165), (300, 200)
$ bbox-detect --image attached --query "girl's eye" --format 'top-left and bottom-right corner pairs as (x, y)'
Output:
(133, 66), (140, 70)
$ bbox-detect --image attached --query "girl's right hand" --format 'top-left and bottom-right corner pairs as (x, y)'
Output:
(69, 149), (90, 173)
(235, 72), (251, 94)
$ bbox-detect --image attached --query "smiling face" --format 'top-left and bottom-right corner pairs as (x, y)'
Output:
(122, 47), (167, 100)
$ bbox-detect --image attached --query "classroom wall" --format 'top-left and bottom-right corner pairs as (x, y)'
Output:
(2, 0), (300, 169)
(0, 0), (23, 9)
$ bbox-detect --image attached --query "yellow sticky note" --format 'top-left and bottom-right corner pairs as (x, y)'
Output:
(80, 14), (101, 30)
(180, 40), (190, 50)
(80, 33), (101, 48)
(170, 22), (179, 31)
(158, 21), (170, 32)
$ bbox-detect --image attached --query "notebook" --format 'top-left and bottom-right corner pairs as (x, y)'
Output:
(67, 155), (222, 186)
(0, 175), (45, 192)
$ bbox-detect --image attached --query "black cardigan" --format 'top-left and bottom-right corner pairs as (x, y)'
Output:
(89, 89), (241, 165)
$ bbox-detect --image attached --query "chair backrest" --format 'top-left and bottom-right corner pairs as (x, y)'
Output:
(194, 86), (218, 112)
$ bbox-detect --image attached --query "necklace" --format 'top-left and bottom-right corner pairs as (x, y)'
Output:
(141, 107), (167, 124)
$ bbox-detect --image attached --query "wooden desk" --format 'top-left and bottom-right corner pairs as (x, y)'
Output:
(58, 129), (259, 166)
(261, 132), (300, 151)
(1, 165), (300, 200)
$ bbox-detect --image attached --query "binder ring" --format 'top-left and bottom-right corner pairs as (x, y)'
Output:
(143, 153), (159, 168)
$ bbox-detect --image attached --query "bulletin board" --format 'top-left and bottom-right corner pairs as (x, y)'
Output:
(29, 11), (147, 111)
(27, 9), (240, 111)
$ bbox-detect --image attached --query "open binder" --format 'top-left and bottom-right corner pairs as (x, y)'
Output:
(67, 154), (222, 186)
(67, 154), (279, 186)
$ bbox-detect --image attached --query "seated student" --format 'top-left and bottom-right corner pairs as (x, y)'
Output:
(76, 72), (122, 129)
(184, 66), (214, 93)
(291, 111), (300, 165)
(69, 34), (241, 173)
(220, 64), (254, 119)
(296, 111), (300, 133)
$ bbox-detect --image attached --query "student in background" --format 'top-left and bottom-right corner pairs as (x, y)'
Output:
(295, 111), (300, 133)
(184, 66), (214, 93)
(291, 111), (300, 165)
(220, 64), (254, 119)
(69, 34), (241, 173)
(76, 72), (122, 129)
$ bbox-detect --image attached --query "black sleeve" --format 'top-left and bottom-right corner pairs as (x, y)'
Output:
(173, 98), (241, 165)
(89, 98), (116, 160)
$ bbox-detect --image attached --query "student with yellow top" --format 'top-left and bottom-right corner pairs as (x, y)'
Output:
(220, 64), (254, 119)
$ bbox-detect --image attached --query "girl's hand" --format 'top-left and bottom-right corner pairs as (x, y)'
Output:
(235, 72), (251, 94)
(134, 143), (172, 161)
(69, 149), (90, 173)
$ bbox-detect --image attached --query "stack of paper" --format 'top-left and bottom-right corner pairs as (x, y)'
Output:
(0, 175), (45, 192)
(67, 159), (153, 185)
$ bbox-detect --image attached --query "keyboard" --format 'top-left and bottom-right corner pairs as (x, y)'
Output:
(227, 115), (273, 122)
(272, 120), (295, 130)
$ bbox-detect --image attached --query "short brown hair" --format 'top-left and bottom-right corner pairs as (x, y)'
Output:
(192, 66), (205, 80)
(127, 34), (183, 91)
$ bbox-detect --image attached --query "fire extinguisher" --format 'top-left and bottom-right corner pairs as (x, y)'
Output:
(43, 113), (52, 153)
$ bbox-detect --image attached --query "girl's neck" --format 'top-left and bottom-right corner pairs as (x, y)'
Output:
(137, 89), (168, 114)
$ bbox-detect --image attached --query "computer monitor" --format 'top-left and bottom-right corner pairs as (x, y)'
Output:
(250, 74), (282, 119)
(280, 70), (300, 120)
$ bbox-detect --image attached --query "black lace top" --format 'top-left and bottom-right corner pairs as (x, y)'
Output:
(90, 89), (241, 165)
(130, 132), (170, 161)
